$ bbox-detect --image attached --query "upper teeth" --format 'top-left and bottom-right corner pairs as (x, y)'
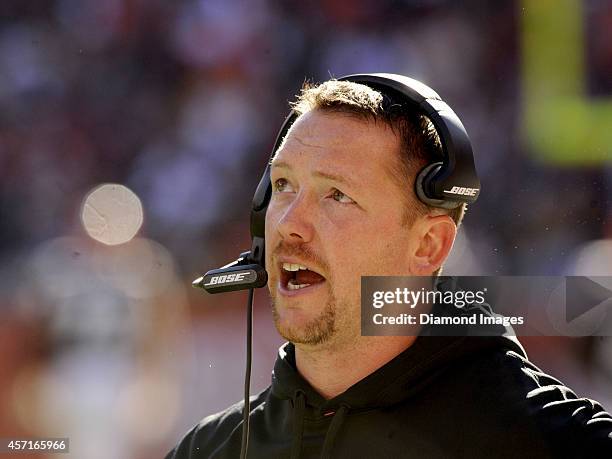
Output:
(282, 263), (309, 272)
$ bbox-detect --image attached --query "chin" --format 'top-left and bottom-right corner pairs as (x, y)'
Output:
(272, 299), (336, 346)
(273, 301), (318, 328)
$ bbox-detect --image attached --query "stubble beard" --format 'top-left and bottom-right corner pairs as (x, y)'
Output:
(271, 290), (337, 346)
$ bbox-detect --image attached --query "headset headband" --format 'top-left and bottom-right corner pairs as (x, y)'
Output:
(249, 73), (480, 267)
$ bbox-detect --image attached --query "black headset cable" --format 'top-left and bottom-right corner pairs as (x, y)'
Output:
(240, 288), (254, 459)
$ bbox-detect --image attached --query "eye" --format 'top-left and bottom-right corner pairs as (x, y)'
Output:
(273, 178), (294, 193)
(331, 188), (354, 204)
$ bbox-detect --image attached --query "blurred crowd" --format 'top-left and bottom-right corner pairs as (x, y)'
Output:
(0, 1), (611, 458)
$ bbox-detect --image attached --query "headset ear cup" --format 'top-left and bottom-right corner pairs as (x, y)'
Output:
(415, 162), (463, 210)
(415, 162), (442, 205)
(252, 165), (271, 212)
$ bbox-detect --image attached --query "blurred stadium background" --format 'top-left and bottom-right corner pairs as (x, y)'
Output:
(0, 0), (611, 457)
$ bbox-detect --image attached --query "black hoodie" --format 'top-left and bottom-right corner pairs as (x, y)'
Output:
(166, 314), (612, 458)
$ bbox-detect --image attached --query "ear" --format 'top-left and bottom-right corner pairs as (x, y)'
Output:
(409, 214), (457, 275)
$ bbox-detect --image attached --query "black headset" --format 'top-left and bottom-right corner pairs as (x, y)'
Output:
(191, 73), (480, 459)
(194, 72), (480, 293)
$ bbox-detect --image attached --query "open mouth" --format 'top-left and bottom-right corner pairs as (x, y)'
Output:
(279, 262), (326, 292)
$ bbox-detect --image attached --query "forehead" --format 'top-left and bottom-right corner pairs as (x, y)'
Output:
(271, 110), (401, 183)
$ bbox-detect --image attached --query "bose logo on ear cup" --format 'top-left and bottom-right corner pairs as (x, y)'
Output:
(444, 186), (479, 197)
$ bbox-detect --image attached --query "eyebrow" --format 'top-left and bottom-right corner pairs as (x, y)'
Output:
(270, 160), (353, 186)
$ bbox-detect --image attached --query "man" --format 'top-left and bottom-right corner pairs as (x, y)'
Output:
(166, 78), (612, 458)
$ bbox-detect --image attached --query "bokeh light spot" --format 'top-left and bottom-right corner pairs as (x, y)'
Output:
(81, 183), (143, 245)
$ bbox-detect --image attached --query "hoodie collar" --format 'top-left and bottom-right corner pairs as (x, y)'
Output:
(271, 332), (526, 412)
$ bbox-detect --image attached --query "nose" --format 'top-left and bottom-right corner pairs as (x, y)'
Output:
(275, 192), (315, 243)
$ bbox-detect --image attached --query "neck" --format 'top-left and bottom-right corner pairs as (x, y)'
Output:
(294, 335), (417, 399)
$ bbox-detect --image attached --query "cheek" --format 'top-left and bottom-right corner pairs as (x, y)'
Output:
(327, 219), (413, 277)
(320, 220), (380, 284)
(265, 202), (279, 233)
(264, 212), (280, 265)
(264, 216), (273, 243)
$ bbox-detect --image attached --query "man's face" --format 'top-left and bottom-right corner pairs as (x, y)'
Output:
(265, 110), (422, 348)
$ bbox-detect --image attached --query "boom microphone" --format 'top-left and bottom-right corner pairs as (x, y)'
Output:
(192, 251), (267, 294)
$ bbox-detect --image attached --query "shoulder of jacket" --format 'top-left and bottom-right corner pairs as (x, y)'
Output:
(467, 346), (612, 456)
(164, 387), (271, 458)
(203, 386), (270, 425)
